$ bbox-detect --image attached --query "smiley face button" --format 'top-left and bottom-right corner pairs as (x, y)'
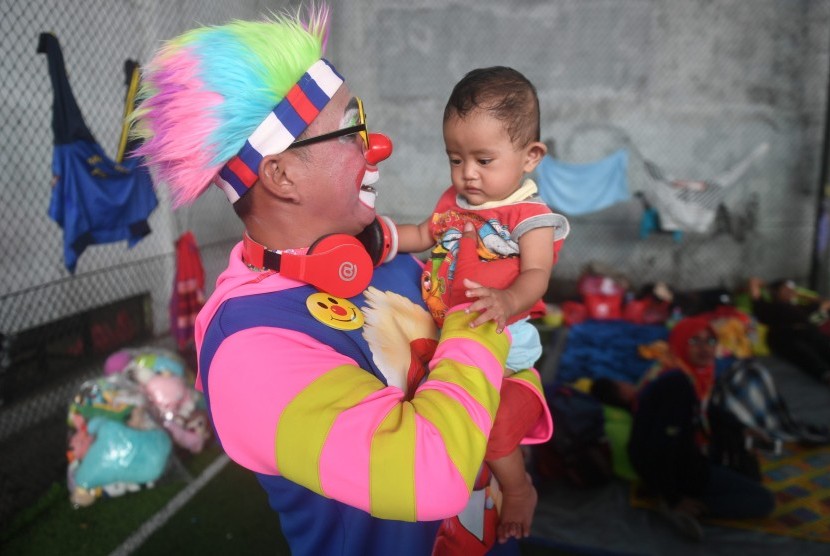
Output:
(306, 293), (365, 331)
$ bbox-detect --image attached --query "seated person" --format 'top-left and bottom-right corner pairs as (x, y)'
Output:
(627, 317), (775, 541)
(749, 277), (830, 385)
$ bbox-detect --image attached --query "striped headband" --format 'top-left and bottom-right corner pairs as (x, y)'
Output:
(213, 59), (344, 203)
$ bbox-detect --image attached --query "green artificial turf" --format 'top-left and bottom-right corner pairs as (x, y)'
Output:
(0, 443), (287, 556)
(1, 439), (578, 556)
(133, 456), (289, 556)
(1, 474), (194, 555)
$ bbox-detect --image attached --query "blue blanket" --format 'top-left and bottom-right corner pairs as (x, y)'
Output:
(555, 320), (668, 385)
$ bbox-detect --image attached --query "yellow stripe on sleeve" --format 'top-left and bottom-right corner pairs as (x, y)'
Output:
(509, 368), (544, 393)
(411, 388), (488, 491)
(427, 360), (500, 422)
(440, 310), (510, 365)
(276, 365), (382, 494)
(369, 402), (416, 520)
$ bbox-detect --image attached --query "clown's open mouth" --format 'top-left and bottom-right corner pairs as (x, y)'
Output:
(359, 169), (379, 207)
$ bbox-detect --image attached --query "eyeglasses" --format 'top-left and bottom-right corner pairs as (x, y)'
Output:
(688, 336), (717, 347)
(287, 97), (368, 150)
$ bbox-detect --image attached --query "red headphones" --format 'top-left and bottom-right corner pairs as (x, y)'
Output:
(242, 216), (398, 298)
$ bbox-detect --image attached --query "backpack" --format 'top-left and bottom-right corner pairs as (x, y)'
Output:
(538, 384), (613, 487)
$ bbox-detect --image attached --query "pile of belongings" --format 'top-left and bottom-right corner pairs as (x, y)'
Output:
(66, 347), (211, 507)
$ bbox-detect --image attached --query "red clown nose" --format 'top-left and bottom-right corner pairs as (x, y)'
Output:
(365, 133), (393, 165)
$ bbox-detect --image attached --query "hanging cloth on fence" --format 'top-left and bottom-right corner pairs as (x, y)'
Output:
(533, 149), (630, 215)
(638, 143), (768, 233)
(38, 33), (158, 273)
(170, 231), (205, 351)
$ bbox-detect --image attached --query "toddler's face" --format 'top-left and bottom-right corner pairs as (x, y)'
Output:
(443, 109), (542, 205)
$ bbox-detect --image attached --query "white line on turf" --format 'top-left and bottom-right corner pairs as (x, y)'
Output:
(108, 453), (231, 556)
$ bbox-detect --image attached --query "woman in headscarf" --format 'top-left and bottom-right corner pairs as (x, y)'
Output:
(628, 317), (774, 540)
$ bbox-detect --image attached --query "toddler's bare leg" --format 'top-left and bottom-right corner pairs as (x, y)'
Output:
(488, 448), (537, 544)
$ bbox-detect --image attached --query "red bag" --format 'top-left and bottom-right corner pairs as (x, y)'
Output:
(584, 293), (622, 320)
(578, 275), (624, 320)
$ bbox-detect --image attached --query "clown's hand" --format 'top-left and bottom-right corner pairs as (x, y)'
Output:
(449, 222), (514, 333)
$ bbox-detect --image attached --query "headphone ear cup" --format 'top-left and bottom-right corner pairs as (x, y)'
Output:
(280, 234), (373, 298)
(355, 216), (396, 267)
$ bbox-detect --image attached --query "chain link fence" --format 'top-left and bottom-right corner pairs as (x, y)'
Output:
(1, 0), (828, 530)
(0, 0), (287, 525)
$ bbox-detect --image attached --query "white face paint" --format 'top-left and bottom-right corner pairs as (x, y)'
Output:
(298, 87), (377, 236)
(340, 97), (380, 210)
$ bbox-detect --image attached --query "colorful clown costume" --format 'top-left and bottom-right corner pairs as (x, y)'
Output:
(194, 245), (551, 555)
(132, 10), (553, 554)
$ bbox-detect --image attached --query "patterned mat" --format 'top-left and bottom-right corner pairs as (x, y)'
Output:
(715, 443), (830, 542)
(631, 443), (830, 543)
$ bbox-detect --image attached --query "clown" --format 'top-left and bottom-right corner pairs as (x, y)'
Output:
(133, 6), (550, 555)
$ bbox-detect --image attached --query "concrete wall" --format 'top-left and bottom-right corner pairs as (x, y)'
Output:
(334, 0), (830, 291)
(2, 0), (828, 338)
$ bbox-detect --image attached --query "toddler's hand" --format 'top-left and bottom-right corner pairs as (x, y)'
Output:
(463, 278), (516, 333)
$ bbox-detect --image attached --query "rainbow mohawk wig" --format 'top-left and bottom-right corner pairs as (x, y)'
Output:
(132, 5), (333, 207)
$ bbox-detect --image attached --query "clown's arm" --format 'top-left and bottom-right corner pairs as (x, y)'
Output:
(201, 306), (508, 522)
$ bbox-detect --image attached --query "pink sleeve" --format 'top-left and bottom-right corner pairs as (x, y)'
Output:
(205, 308), (509, 521)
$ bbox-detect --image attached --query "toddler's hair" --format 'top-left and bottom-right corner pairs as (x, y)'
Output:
(443, 66), (540, 148)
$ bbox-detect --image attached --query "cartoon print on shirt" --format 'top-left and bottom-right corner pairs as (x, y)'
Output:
(422, 256), (449, 326)
(432, 210), (519, 278)
(423, 210), (521, 327)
